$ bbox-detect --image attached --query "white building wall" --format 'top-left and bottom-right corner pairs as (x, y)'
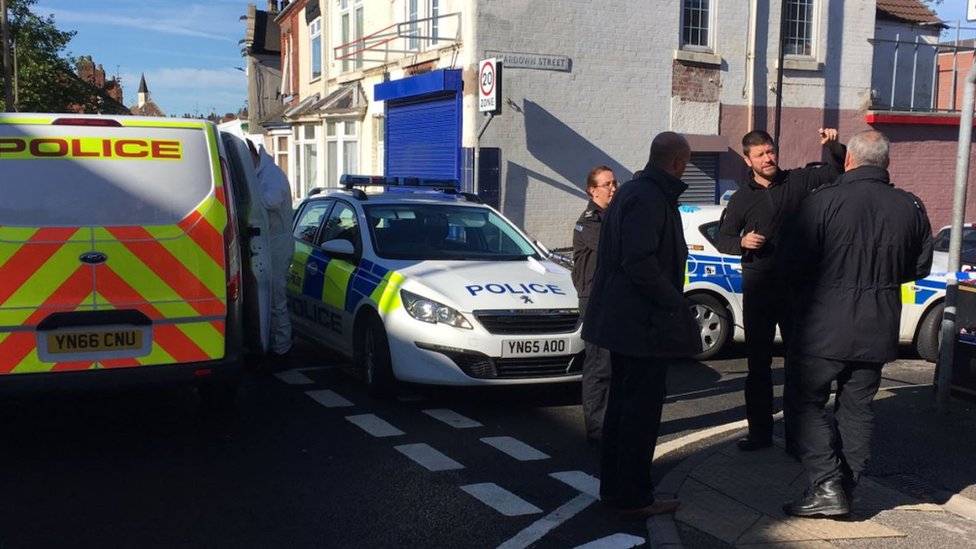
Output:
(475, 0), (678, 248)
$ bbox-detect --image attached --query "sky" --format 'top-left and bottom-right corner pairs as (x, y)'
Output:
(933, 1), (976, 39)
(25, 1), (976, 119)
(34, 0), (251, 118)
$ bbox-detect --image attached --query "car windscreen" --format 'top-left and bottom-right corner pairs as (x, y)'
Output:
(364, 203), (540, 261)
(0, 124), (213, 227)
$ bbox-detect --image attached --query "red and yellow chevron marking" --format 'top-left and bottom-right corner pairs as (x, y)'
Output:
(1, 266), (97, 373)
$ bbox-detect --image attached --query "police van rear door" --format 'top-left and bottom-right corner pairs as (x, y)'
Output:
(0, 115), (228, 374)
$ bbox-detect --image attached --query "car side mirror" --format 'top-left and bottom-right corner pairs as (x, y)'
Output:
(321, 238), (357, 259)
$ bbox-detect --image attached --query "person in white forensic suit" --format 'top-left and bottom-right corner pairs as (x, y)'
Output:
(248, 140), (294, 363)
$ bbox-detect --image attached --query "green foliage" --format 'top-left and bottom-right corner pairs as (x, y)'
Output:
(0, 0), (99, 112)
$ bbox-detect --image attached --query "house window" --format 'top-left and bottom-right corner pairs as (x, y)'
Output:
(275, 135), (290, 182)
(340, 0), (364, 72)
(310, 18), (322, 80)
(430, 0), (439, 45)
(682, 0), (711, 50)
(295, 124), (321, 197)
(326, 120), (360, 187)
(407, 0), (419, 51)
(784, 0), (814, 57)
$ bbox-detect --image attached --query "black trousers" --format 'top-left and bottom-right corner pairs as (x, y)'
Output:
(741, 274), (793, 443)
(580, 297), (611, 442)
(787, 354), (882, 487)
(600, 353), (669, 508)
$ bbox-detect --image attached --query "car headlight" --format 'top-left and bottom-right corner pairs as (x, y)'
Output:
(400, 289), (472, 329)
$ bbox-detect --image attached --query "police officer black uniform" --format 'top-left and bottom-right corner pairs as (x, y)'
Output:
(573, 195), (612, 445)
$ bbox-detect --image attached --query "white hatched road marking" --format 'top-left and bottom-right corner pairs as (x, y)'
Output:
(573, 533), (646, 549)
(422, 408), (483, 429)
(549, 471), (600, 498)
(345, 414), (405, 437)
(461, 483), (542, 517)
(305, 389), (354, 408)
(481, 436), (550, 461)
(497, 493), (595, 549)
(273, 369), (315, 385)
(394, 443), (464, 471)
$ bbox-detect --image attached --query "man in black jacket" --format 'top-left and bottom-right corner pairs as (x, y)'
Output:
(572, 165), (618, 446)
(780, 130), (932, 518)
(583, 132), (701, 520)
(716, 129), (845, 452)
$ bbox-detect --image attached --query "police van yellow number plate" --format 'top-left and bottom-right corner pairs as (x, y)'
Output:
(47, 330), (144, 354)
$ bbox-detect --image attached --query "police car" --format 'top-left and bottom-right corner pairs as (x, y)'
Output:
(288, 176), (583, 393)
(682, 204), (953, 362)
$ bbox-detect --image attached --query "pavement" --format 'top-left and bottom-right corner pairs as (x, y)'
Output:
(647, 383), (976, 548)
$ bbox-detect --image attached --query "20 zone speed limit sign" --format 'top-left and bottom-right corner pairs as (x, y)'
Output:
(479, 58), (502, 114)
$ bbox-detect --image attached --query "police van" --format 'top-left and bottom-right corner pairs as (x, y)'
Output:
(289, 176), (584, 394)
(0, 113), (271, 400)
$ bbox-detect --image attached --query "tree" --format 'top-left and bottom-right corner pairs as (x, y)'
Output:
(0, 0), (93, 112)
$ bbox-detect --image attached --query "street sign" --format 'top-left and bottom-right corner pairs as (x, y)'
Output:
(970, 0), (976, 22)
(479, 58), (502, 115)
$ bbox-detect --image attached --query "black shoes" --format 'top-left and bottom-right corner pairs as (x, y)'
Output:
(736, 437), (773, 451)
(783, 478), (851, 518)
(615, 499), (681, 520)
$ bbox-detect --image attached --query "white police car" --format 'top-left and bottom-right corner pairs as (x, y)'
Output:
(682, 204), (952, 362)
(287, 176), (583, 394)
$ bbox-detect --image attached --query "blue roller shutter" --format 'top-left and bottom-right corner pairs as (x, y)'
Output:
(386, 93), (461, 180)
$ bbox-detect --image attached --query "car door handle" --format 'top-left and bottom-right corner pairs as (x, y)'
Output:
(306, 263), (319, 274)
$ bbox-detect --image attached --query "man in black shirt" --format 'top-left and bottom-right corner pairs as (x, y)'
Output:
(572, 165), (617, 445)
(715, 128), (844, 452)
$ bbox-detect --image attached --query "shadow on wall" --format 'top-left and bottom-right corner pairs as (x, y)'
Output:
(505, 99), (633, 224)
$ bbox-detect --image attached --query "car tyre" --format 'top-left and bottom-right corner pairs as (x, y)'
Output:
(689, 293), (731, 360)
(917, 302), (944, 363)
(356, 314), (396, 398)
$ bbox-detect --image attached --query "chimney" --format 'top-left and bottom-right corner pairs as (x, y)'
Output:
(267, 0), (278, 12)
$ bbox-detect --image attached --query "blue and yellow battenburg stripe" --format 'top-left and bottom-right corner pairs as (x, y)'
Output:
(301, 253), (405, 315)
(685, 253), (743, 293)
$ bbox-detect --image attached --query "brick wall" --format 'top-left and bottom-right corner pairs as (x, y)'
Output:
(672, 60), (720, 102)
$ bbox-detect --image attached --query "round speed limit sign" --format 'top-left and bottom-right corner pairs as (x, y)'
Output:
(479, 58), (501, 113)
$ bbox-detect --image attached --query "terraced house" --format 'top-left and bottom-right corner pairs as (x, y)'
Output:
(243, 0), (969, 247)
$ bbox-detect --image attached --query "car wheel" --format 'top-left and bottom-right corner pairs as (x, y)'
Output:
(689, 293), (731, 360)
(917, 302), (944, 363)
(356, 314), (395, 397)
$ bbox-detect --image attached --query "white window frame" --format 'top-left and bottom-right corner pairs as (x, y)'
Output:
(406, 0), (420, 51)
(681, 0), (714, 52)
(783, 0), (816, 59)
(339, 0), (364, 73)
(295, 123), (322, 198)
(326, 120), (360, 187)
(309, 17), (323, 81)
(430, 0), (440, 46)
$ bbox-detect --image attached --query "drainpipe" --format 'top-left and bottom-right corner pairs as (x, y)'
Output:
(746, 0), (758, 132)
(936, 61), (976, 414)
(773, 0), (787, 152)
